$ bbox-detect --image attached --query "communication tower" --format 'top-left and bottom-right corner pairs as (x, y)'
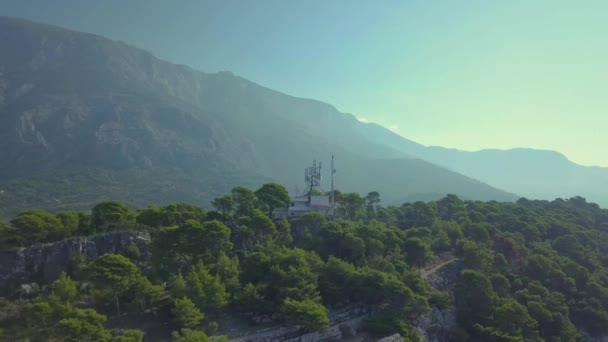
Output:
(305, 160), (322, 204)
(330, 154), (336, 211)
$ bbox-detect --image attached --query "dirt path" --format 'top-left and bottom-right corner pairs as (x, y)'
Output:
(420, 257), (458, 279)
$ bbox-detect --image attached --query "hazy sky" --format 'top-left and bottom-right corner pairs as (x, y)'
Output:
(2, 0), (607, 166)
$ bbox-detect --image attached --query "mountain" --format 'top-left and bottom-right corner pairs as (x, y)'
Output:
(359, 123), (608, 206)
(0, 17), (517, 217)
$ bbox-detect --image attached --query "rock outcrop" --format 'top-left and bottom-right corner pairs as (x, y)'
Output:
(579, 329), (608, 342)
(422, 259), (462, 291)
(228, 305), (368, 342)
(414, 259), (462, 342)
(375, 334), (403, 342)
(413, 306), (457, 342)
(0, 231), (150, 292)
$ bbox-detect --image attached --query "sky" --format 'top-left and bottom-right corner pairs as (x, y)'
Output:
(1, 0), (607, 166)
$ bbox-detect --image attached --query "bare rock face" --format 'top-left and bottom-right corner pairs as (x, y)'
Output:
(423, 259), (462, 291)
(228, 305), (368, 342)
(414, 260), (462, 342)
(0, 230), (150, 292)
(280, 316), (364, 342)
(375, 334), (404, 342)
(579, 330), (608, 342)
(413, 306), (457, 342)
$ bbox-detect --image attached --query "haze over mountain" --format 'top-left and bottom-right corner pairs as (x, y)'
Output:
(358, 124), (608, 206)
(0, 17), (519, 217)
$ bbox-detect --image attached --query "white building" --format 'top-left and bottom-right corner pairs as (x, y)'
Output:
(274, 195), (333, 219)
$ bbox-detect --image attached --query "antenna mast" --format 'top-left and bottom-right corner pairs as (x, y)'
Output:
(304, 160), (322, 205)
(331, 154), (336, 212)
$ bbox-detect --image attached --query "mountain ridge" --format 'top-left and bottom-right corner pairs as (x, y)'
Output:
(357, 118), (608, 206)
(0, 16), (544, 216)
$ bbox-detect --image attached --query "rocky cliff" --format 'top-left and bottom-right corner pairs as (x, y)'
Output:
(414, 259), (462, 342)
(0, 230), (150, 292)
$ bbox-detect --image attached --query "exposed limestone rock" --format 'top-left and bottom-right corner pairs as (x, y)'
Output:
(413, 306), (457, 342)
(0, 231), (150, 291)
(281, 315), (366, 342)
(414, 259), (462, 342)
(375, 334), (403, 342)
(228, 305), (368, 342)
(339, 322), (357, 338)
(251, 313), (279, 324)
(422, 259), (462, 291)
(15, 282), (40, 297)
(579, 329), (608, 342)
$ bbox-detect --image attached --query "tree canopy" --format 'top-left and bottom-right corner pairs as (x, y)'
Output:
(3, 190), (608, 341)
(254, 183), (290, 217)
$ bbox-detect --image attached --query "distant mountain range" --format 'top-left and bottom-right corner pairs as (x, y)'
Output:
(0, 17), (604, 216)
(359, 121), (608, 206)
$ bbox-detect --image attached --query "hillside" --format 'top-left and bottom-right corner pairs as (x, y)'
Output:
(0, 17), (515, 217)
(2, 188), (608, 341)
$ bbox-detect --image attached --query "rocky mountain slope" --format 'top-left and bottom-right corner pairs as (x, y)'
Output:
(0, 17), (515, 216)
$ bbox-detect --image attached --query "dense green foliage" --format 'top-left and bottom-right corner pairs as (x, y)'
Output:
(172, 297), (205, 329)
(280, 298), (329, 331)
(1, 184), (608, 341)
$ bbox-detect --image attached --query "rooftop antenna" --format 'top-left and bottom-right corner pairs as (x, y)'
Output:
(305, 159), (322, 205)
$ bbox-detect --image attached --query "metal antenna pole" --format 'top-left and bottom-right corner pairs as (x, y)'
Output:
(331, 154), (335, 212)
(308, 160), (315, 204)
